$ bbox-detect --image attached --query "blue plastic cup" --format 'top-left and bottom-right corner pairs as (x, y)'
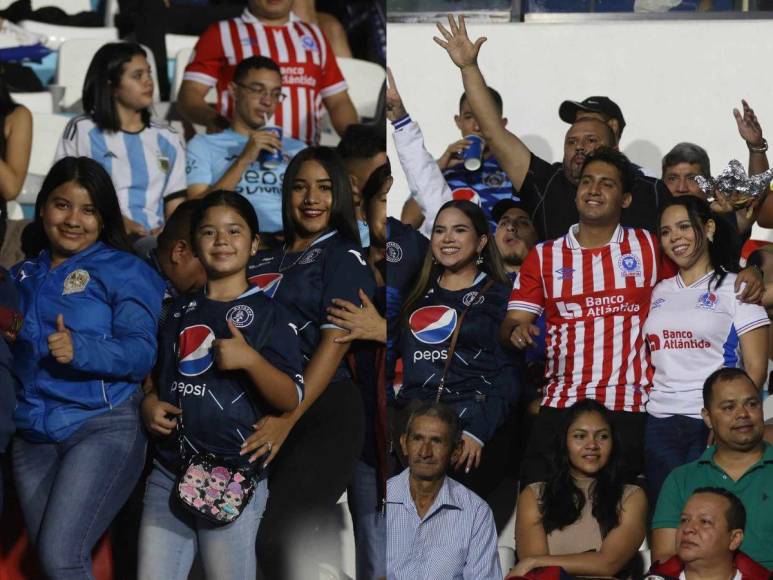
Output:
(463, 134), (484, 171)
(259, 126), (283, 169)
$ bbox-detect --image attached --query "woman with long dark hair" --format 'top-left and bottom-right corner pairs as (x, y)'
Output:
(55, 42), (186, 239)
(643, 196), (768, 505)
(240, 146), (376, 579)
(395, 199), (515, 498)
(10, 156), (165, 578)
(509, 399), (647, 577)
(0, 66), (32, 243)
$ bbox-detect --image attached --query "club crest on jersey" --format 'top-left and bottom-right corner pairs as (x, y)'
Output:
(63, 269), (90, 295)
(158, 156), (170, 173)
(226, 305), (254, 328)
(462, 291), (484, 307)
(452, 187), (480, 205)
(483, 171), (507, 188)
(555, 267), (574, 281)
(409, 306), (458, 344)
(178, 325), (215, 377)
(299, 248), (323, 264)
(386, 241), (403, 263)
(617, 254), (641, 277)
(301, 35), (318, 52)
(249, 273), (283, 298)
(696, 291), (718, 310)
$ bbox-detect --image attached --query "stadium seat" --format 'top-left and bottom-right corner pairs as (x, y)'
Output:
(764, 392), (773, 422)
(337, 491), (356, 579)
(55, 39), (160, 110)
(165, 34), (198, 59)
(10, 91), (54, 114)
(0, 0), (91, 10)
(19, 21), (118, 50)
(17, 113), (69, 207)
(170, 47), (194, 103)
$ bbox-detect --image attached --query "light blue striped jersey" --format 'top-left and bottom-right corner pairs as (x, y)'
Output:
(55, 116), (187, 230)
(387, 469), (501, 580)
(186, 129), (307, 233)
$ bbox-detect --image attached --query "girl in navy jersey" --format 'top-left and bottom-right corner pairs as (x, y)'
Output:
(643, 196), (768, 506)
(396, 199), (516, 497)
(242, 146), (376, 579)
(137, 191), (304, 580)
(55, 43), (186, 240)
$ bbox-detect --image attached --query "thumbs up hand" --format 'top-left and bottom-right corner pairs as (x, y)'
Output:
(48, 313), (74, 364)
(214, 320), (253, 371)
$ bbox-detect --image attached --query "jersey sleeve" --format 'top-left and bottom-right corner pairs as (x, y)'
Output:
(507, 247), (545, 316)
(183, 22), (224, 88)
(317, 31), (347, 99)
(320, 243), (376, 331)
(185, 135), (214, 187)
(254, 303), (305, 405)
(733, 293), (770, 336)
(55, 118), (81, 162)
(651, 468), (688, 529)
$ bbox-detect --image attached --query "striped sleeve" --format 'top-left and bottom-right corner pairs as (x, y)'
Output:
(183, 22), (224, 87)
(55, 116), (86, 162)
(733, 297), (770, 336)
(508, 245), (545, 315)
(316, 27), (347, 98)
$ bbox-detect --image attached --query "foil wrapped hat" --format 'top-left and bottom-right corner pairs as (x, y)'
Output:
(693, 159), (773, 206)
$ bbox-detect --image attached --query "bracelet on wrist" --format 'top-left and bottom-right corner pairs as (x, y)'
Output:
(747, 138), (768, 153)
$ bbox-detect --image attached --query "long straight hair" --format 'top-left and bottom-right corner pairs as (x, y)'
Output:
(400, 200), (509, 323)
(539, 400), (627, 538)
(658, 195), (738, 290)
(83, 42), (151, 132)
(281, 146), (360, 247)
(28, 156), (133, 256)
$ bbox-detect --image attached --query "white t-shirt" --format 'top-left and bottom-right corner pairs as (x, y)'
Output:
(644, 271), (769, 419)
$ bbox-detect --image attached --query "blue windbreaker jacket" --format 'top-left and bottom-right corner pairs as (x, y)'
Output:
(11, 242), (164, 442)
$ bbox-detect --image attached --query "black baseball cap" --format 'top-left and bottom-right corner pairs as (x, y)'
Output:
(559, 96), (626, 135)
(491, 199), (528, 223)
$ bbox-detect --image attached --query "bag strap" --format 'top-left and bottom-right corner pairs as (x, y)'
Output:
(435, 278), (494, 402)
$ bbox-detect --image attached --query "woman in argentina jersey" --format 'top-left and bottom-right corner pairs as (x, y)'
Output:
(242, 146), (376, 579)
(138, 191), (303, 580)
(643, 196), (768, 505)
(56, 43), (186, 239)
(397, 199), (518, 498)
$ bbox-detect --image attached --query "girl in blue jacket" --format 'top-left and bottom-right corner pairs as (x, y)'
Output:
(11, 156), (165, 579)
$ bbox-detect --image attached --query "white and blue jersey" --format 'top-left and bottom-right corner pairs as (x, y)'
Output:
(247, 230), (376, 382)
(186, 129), (306, 233)
(154, 286), (304, 472)
(398, 273), (518, 444)
(56, 116), (187, 231)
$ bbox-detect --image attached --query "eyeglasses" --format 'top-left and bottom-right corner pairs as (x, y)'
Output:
(234, 82), (286, 103)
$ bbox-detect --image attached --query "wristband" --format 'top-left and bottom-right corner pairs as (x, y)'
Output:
(747, 138), (768, 153)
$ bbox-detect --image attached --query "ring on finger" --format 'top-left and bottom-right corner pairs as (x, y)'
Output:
(267, 441), (272, 452)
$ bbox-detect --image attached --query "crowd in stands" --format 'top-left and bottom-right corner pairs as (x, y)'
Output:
(386, 13), (773, 580)
(0, 1), (388, 579)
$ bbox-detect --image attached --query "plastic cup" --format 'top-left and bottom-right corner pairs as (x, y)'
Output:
(259, 126), (283, 169)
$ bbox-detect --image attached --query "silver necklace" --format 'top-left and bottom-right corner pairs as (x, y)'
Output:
(279, 244), (313, 272)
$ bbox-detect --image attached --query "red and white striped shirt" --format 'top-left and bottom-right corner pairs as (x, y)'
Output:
(509, 224), (662, 413)
(183, 9), (348, 144)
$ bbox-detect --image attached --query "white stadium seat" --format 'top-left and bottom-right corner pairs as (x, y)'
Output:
(11, 91), (54, 114)
(165, 33), (198, 59)
(17, 112), (70, 206)
(19, 21), (118, 50)
(336, 57), (385, 121)
(0, 0), (90, 11)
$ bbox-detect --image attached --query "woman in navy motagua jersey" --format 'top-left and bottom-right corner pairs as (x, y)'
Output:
(396, 199), (518, 496)
(242, 146), (376, 579)
(11, 157), (165, 578)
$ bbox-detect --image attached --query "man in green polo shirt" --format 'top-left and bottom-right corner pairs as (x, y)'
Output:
(652, 368), (773, 569)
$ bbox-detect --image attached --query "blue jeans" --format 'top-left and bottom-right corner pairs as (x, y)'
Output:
(645, 414), (709, 508)
(138, 462), (268, 580)
(348, 460), (386, 579)
(12, 390), (146, 580)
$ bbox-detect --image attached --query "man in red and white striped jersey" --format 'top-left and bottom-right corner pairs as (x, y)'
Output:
(178, 0), (358, 144)
(502, 147), (659, 485)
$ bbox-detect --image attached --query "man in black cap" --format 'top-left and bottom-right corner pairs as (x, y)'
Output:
(435, 16), (671, 241)
(491, 199), (538, 277)
(559, 96), (627, 145)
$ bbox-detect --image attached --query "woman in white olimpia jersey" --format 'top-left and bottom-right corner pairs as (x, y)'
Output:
(642, 195), (768, 506)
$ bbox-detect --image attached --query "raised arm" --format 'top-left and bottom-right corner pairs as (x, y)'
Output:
(433, 15), (532, 190)
(732, 100), (769, 232)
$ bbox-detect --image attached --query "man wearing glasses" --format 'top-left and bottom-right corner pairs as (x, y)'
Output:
(178, 0), (357, 144)
(186, 56), (306, 234)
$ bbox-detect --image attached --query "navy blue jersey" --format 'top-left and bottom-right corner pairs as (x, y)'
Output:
(398, 273), (518, 443)
(444, 156), (517, 231)
(248, 230), (376, 381)
(155, 286), (304, 471)
(386, 217), (429, 390)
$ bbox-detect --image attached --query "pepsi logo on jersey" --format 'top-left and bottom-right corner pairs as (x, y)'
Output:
(409, 306), (457, 363)
(249, 273), (283, 298)
(178, 325), (216, 377)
